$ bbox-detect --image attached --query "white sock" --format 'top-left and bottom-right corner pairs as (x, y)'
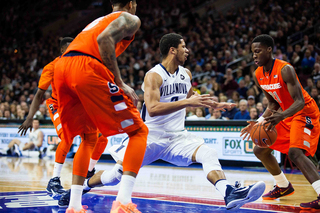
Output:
(88, 159), (98, 172)
(69, 185), (83, 211)
(116, 175), (135, 204)
(312, 180), (320, 195)
(215, 179), (229, 197)
(52, 163), (63, 178)
(273, 171), (289, 188)
(101, 164), (123, 185)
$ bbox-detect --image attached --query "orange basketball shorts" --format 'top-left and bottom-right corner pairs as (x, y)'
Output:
(46, 98), (63, 138)
(54, 54), (144, 139)
(269, 100), (320, 156)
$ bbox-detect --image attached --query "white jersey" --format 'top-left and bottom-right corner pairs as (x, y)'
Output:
(29, 129), (41, 145)
(141, 64), (191, 131)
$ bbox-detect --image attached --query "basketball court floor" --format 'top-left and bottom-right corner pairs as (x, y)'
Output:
(0, 156), (317, 212)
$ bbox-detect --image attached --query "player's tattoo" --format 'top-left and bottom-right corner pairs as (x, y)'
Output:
(98, 13), (140, 82)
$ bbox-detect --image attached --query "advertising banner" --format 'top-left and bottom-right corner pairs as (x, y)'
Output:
(0, 126), (280, 163)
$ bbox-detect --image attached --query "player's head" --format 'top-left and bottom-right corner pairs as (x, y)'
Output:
(60, 37), (73, 54)
(159, 33), (189, 65)
(251, 34), (274, 67)
(110, 0), (137, 15)
(32, 119), (40, 130)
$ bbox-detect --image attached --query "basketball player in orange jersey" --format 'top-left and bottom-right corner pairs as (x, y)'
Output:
(53, 0), (148, 212)
(18, 37), (109, 198)
(241, 34), (320, 210)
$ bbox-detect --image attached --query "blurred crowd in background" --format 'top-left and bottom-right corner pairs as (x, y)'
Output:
(0, 0), (319, 121)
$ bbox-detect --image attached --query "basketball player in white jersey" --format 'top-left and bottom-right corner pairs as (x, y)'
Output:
(60, 33), (266, 210)
(7, 119), (44, 156)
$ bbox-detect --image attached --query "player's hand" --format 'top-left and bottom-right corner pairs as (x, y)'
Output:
(187, 94), (213, 108)
(18, 117), (33, 136)
(211, 101), (236, 111)
(117, 81), (139, 106)
(193, 91), (200, 96)
(240, 121), (258, 141)
(264, 110), (284, 131)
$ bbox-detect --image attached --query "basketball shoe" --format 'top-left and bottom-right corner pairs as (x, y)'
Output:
(300, 196), (320, 210)
(66, 206), (87, 213)
(46, 177), (65, 198)
(86, 168), (96, 179)
(110, 201), (141, 213)
(262, 182), (294, 200)
(224, 181), (266, 210)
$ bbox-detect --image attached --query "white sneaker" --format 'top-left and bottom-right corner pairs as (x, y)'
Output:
(13, 144), (22, 157)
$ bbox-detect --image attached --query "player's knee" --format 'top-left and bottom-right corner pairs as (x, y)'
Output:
(138, 124), (149, 139)
(288, 147), (304, 163)
(196, 146), (222, 176)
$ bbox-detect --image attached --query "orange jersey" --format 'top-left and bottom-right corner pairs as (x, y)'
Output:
(64, 11), (134, 62)
(38, 57), (59, 100)
(255, 59), (313, 111)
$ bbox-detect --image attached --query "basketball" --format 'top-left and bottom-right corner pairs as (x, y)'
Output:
(250, 121), (277, 148)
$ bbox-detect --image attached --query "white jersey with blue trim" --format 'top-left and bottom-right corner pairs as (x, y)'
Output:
(141, 64), (191, 131)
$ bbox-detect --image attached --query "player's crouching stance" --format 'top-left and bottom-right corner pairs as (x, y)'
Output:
(59, 33), (265, 211)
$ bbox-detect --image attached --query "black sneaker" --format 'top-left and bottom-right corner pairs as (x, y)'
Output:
(86, 167), (96, 179)
(46, 177), (65, 198)
(225, 181), (266, 210)
(58, 188), (91, 207)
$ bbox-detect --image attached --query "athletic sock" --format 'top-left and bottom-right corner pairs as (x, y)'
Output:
(116, 175), (135, 204)
(312, 180), (320, 195)
(215, 179), (229, 197)
(101, 164), (123, 185)
(88, 159), (98, 172)
(273, 171), (289, 188)
(69, 185), (83, 211)
(52, 162), (63, 178)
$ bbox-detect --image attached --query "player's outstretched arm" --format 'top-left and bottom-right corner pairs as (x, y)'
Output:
(144, 72), (213, 117)
(18, 88), (46, 136)
(97, 12), (141, 106)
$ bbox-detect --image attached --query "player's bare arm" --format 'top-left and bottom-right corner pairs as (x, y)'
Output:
(240, 73), (280, 140)
(18, 88), (46, 136)
(97, 12), (141, 105)
(185, 69), (234, 110)
(264, 65), (305, 130)
(144, 72), (212, 117)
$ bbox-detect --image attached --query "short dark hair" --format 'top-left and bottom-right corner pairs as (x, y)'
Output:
(252, 34), (274, 50)
(159, 33), (183, 58)
(60, 37), (73, 49)
(110, 0), (135, 7)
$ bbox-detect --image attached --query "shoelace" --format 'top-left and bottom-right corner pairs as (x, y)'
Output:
(126, 203), (140, 213)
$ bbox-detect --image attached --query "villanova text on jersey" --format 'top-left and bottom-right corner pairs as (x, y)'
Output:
(160, 83), (188, 96)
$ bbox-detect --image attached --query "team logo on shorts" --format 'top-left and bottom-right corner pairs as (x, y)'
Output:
(180, 74), (185, 80)
(49, 104), (54, 111)
(108, 82), (119, 94)
(305, 116), (314, 130)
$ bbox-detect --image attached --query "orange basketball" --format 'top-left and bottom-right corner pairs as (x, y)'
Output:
(250, 121), (277, 148)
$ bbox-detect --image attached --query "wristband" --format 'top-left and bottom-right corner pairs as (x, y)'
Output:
(256, 116), (265, 123)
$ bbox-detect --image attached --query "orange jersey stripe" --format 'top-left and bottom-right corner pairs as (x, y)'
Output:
(255, 59), (313, 111)
(64, 11), (134, 62)
(38, 57), (59, 99)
